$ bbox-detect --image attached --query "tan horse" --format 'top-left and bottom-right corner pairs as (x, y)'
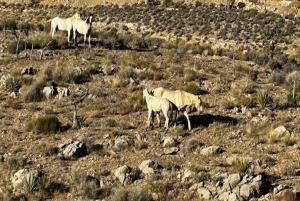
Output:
(73, 14), (93, 48)
(152, 87), (202, 131)
(50, 13), (80, 43)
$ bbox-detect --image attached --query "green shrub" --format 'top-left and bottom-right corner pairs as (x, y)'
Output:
(105, 119), (118, 127)
(23, 172), (38, 194)
(232, 157), (249, 174)
(27, 115), (60, 134)
(5, 76), (22, 92)
(287, 93), (299, 105)
(256, 89), (273, 109)
(184, 82), (202, 95)
(37, 176), (57, 194)
(237, 2), (246, 9)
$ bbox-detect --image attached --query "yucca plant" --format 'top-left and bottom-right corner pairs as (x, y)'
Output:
(232, 158), (249, 174)
(23, 172), (38, 194)
(256, 89), (273, 109)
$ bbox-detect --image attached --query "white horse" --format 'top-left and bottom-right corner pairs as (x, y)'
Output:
(73, 14), (93, 48)
(143, 88), (177, 132)
(50, 13), (80, 43)
(152, 87), (202, 131)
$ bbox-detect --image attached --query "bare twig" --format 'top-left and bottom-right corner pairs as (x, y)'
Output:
(40, 39), (54, 61)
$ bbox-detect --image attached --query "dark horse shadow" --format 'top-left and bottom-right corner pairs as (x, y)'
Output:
(180, 113), (238, 130)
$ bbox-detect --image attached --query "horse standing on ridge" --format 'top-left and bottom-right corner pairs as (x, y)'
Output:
(73, 14), (93, 48)
(50, 13), (80, 44)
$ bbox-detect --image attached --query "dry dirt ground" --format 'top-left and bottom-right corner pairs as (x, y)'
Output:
(0, 1), (300, 201)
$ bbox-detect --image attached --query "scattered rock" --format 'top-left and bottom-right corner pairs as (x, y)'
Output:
(163, 147), (179, 155)
(200, 146), (223, 156)
(162, 136), (177, 147)
(269, 125), (290, 141)
(58, 139), (87, 159)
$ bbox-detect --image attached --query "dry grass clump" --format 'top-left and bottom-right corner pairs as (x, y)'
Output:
(134, 139), (148, 150)
(232, 157), (249, 174)
(3, 98), (21, 109)
(21, 83), (46, 103)
(112, 186), (153, 201)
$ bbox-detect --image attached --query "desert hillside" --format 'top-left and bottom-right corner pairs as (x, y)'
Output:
(0, 0), (300, 201)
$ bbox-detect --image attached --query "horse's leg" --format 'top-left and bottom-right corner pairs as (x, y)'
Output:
(148, 109), (154, 129)
(156, 112), (161, 127)
(183, 110), (191, 131)
(173, 110), (178, 128)
(51, 24), (55, 38)
(84, 34), (86, 49)
(88, 34), (91, 48)
(73, 29), (77, 47)
(164, 112), (169, 131)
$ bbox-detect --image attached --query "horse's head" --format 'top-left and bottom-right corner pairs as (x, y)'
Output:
(86, 14), (93, 24)
(194, 95), (203, 113)
(142, 88), (147, 99)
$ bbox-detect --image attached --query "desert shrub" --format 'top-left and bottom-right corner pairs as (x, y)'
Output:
(147, 180), (173, 200)
(27, 32), (62, 50)
(5, 75), (22, 92)
(112, 186), (153, 201)
(192, 44), (205, 55)
(138, 70), (154, 80)
(134, 140), (148, 150)
(282, 60), (298, 73)
(232, 157), (249, 174)
(237, 2), (246, 9)
(184, 82), (202, 95)
(37, 143), (59, 156)
(254, 54), (269, 66)
(81, 180), (100, 200)
(192, 172), (210, 183)
(3, 98), (21, 110)
(52, 66), (76, 83)
(222, 98), (236, 110)
(280, 164), (296, 176)
(105, 119), (118, 127)
(117, 67), (135, 87)
(22, 83), (45, 103)
(270, 70), (286, 86)
(37, 176), (58, 194)
(161, 161), (180, 171)
(187, 139), (204, 152)
(268, 59), (281, 70)
(7, 40), (28, 54)
(26, 115), (60, 134)
(184, 69), (198, 82)
(287, 93), (299, 105)
(5, 157), (26, 170)
(255, 89), (273, 109)
(3, 18), (17, 30)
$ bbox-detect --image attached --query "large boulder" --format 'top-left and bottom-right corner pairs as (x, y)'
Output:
(58, 139), (87, 159)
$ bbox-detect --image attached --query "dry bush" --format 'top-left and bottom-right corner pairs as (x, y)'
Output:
(3, 98), (21, 110)
(134, 140), (148, 150)
(183, 69), (198, 82)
